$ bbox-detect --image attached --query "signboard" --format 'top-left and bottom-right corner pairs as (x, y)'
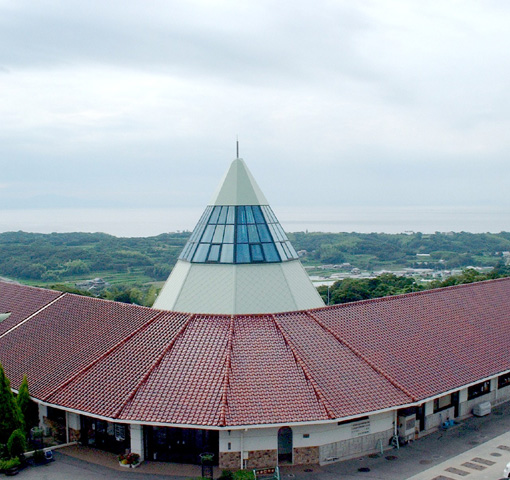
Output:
(253, 466), (280, 480)
(351, 419), (370, 437)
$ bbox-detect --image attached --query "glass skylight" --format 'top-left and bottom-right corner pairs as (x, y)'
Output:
(179, 205), (299, 264)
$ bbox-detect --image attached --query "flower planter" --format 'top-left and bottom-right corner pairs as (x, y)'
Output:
(118, 461), (140, 468)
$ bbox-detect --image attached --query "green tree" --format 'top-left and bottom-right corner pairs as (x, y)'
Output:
(7, 429), (26, 458)
(16, 376), (38, 434)
(0, 363), (23, 444)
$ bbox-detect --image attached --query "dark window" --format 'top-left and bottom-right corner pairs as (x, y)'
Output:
(467, 380), (490, 400)
(498, 372), (510, 389)
(433, 394), (453, 413)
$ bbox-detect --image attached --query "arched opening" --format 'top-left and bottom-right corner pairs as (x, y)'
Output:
(277, 426), (293, 465)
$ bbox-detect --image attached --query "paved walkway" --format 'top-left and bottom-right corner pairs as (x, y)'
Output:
(14, 401), (510, 480)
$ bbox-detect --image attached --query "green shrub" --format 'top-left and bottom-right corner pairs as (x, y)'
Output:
(7, 429), (26, 458)
(0, 456), (20, 470)
(233, 470), (255, 480)
(220, 470), (234, 480)
(0, 443), (7, 460)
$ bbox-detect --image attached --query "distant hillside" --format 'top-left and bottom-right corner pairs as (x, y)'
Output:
(1, 230), (509, 286)
(288, 231), (510, 270)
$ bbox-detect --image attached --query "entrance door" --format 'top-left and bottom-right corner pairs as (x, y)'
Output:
(145, 426), (219, 464)
(278, 427), (293, 465)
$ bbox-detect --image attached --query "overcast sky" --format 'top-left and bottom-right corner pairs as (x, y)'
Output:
(1, 0), (509, 223)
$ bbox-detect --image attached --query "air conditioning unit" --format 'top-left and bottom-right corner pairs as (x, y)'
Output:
(398, 414), (416, 442)
(473, 401), (491, 417)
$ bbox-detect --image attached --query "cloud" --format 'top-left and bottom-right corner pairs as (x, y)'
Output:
(0, 0), (510, 221)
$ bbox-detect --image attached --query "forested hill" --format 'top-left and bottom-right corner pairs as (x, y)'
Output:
(287, 231), (510, 269)
(0, 231), (188, 283)
(1, 231), (510, 285)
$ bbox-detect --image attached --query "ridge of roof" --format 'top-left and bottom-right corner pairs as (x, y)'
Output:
(219, 316), (235, 426)
(272, 314), (337, 419)
(0, 290), (65, 340)
(209, 158), (269, 206)
(113, 313), (195, 419)
(306, 310), (417, 402)
(42, 309), (167, 403)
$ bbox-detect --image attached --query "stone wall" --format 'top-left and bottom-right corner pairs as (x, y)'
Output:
(219, 452), (241, 470)
(293, 446), (319, 465)
(246, 450), (277, 469)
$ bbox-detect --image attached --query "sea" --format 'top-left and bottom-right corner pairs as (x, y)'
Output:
(0, 206), (509, 237)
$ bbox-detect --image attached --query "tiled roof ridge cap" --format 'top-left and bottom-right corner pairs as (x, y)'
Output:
(306, 310), (417, 402)
(42, 310), (168, 403)
(113, 313), (195, 419)
(271, 314), (337, 419)
(0, 291), (66, 341)
(219, 316), (235, 426)
(316, 276), (510, 311)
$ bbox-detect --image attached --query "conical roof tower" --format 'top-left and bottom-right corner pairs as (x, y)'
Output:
(153, 157), (325, 314)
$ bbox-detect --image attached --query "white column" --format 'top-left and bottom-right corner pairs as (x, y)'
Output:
(38, 404), (48, 429)
(130, 424), (144, 461)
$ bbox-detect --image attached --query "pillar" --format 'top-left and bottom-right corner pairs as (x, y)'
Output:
(130, 424), (144, 461)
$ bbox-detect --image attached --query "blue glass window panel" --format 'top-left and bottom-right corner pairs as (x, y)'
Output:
(224, 225), (234, 243)
(248, 225), (260, 243)
(252, 205), (265, 224)
(185, 242), (199, 261)
(220, 243), (234, 263)
(201, 225), (215, 243)
(209, 206), (221, 224)
(181, 241), (195, 260)
(207, 244), (221, 262)
(257, 224), (272, 243)
(262, 243), (280, 262)
(237, 224), (248, 243)
(212, 225), (225, 243)
(218, 206), (228, 224)
(268, 223), (283, 242)
(193, 244), (209, 262)
(237, 206), (247, 224)
(245, 206), (255, 224)
(286, 241), (299, 259)
(275, 242), (288, 261)
(250, 244), (264, 262)
(281, 242), (292, 259)
(276, 223), (289, 241)
(261, 206), (272, 225)
(226, 206), (235, 224)
(236, 244), (250, 263)
(268, 207), (278, 223)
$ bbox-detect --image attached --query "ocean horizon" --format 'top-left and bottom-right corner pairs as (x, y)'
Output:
(0, 206), (508, 237)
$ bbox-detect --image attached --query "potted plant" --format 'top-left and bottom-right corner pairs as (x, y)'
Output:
(117, 452), (140, 468)
(0, 457), (21, 476)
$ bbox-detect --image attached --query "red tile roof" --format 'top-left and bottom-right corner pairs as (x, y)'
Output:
(0, 282), (62, 336)
(0, 278), (509, 427)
